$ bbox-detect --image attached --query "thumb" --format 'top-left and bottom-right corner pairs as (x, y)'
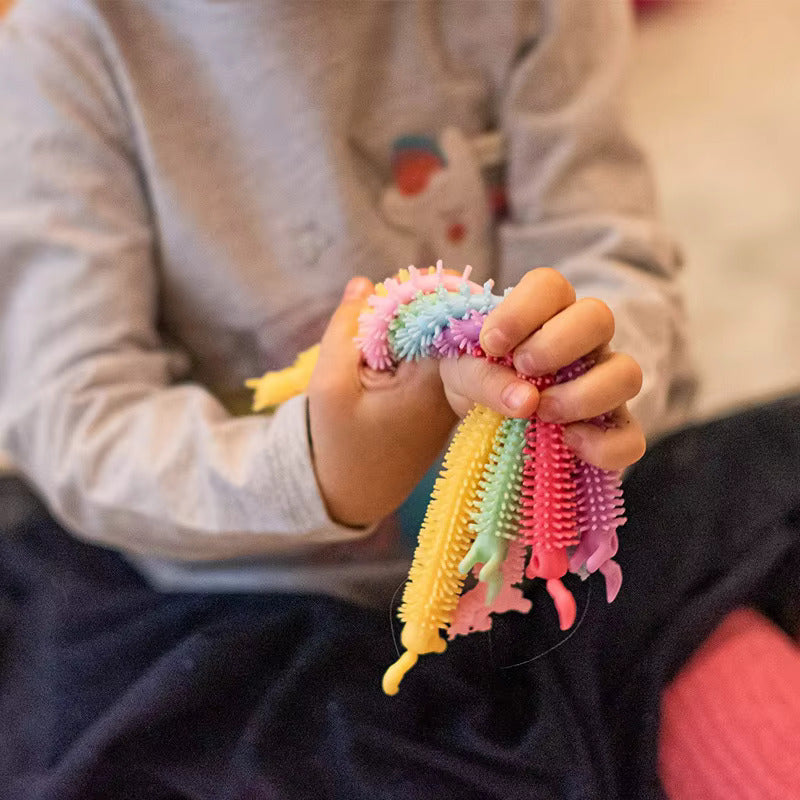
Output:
(317, 276), (374, 380)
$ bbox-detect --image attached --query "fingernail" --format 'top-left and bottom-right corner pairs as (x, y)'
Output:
(343, 277), (371, 300)
(514, 351), (536, 376)
(501, 381), (534, 411)
(482, 328), (511, 355)
(537, 397), (561, 422)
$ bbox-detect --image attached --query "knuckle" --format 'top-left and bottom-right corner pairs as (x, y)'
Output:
(475, 355), (497, 380)
(480, 359), (506, 397)
(612, 438), (646, 471)
(617, 353), (643, 395)
(444, 355), (478, 400)
(615, 425), (646, 469)
(530, 267), (576, 304)
(581, 297), (615, 340)
(581, 424), (645, 471)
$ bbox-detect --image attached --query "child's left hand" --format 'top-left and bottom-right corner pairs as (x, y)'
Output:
(439, 268), (646, 472)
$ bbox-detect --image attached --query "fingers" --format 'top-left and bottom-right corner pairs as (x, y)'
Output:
(563, 406), (646, 471)
(480, 268), (576, 357)
(312, 276), (374, 398)
(536, 352), (643, 424)
(439, 356), (539, 419)
(441, 349), (644, 470)
(512, 297), (615, 377)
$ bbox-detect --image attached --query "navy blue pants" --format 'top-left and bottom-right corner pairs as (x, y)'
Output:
(1, 396), (799, 800)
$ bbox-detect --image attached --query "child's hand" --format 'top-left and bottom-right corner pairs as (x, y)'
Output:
(308, 278), (457, 528)
(439, 268), (646, 472)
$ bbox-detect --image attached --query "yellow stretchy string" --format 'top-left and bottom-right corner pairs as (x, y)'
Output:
(245, 344), (320, 411)
(383, 404), (504, 695)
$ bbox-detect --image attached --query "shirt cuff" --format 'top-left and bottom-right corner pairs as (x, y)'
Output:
(266, 393), (375, 544)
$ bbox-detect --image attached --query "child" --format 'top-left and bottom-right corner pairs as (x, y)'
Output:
(2, 2), (796, 799)
(0, 2), (686, 597)
(0, 0), (691, 598)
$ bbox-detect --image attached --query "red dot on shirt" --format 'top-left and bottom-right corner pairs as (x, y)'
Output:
(447, 222), (466, 243)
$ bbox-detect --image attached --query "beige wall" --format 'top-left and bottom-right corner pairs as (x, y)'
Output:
(627, 1), (800, 418)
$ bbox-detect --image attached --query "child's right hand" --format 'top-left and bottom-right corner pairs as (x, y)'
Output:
(307, 277), (458, 528)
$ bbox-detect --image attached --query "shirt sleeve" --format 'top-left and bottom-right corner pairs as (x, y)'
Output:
(498, 0), (697, 433)
(0, 3), (366, 559)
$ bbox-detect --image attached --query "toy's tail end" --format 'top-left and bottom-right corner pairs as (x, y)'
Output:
(546, 578), (577, 630)
(382, 651), (418, 696)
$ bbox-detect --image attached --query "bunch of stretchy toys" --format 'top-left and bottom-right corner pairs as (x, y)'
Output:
(247, 263), (625, 696)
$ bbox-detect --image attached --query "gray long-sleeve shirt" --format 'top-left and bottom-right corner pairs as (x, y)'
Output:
(0, 0), (694, 602)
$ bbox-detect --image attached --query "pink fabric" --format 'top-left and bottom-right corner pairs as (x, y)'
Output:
(659, 608), (800, 799)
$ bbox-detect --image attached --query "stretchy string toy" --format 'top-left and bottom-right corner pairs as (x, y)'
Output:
(247, 263), (626, 696)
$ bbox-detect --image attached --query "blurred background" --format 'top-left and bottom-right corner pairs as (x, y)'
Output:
(1, 0), (798, 427)
(628, 0), (800, 419)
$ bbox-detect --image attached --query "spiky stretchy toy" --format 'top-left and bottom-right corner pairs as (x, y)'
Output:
(247, 263), (626, 696)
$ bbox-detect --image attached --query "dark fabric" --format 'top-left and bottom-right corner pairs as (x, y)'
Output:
(1, 396), (799, 800)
